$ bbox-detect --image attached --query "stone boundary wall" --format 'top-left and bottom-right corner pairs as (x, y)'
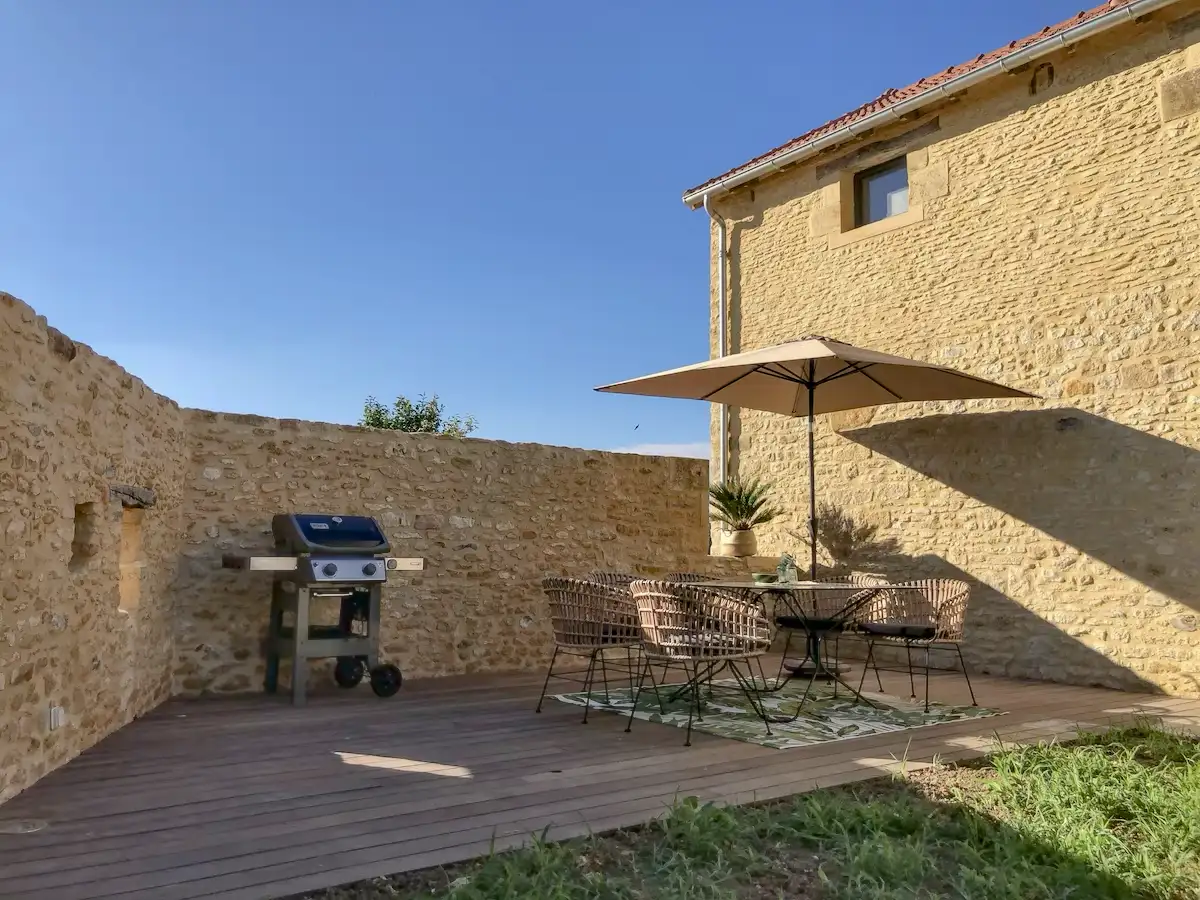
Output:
(172, 411), (728, 694)
(0, 292), (185, 804)
(0, 292), (728, 802)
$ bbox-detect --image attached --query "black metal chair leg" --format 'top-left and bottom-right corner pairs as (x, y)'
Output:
(599, 649), (611, 703)
(729, 660), (773, 736)
(772, 629), (797, 689)
(797, 656), (821, 711)
(625, 656), (651, 733)
(856, 640), (873, 696)
(905, 641), (916, 699)
(923, 645), (931, 713)
(581, 650), (598, 724)
(753, 655), (775, 693)
(955, 644), (978, 706)
(535, 645), (560, 713)
(646, 659), (667, 714)
(830, 632), (840, 699)
(684, 663), (700, 746)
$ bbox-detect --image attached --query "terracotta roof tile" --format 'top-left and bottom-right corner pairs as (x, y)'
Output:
(684, 0), (1142, 199)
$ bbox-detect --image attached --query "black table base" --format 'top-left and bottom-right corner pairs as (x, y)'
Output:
(775, 629), (879, 708)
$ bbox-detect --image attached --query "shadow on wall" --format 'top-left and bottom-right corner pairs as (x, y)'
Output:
(842, 409), (1200, 611)
(834, 408), (1200, 694)
(834, 550), (1161, 695)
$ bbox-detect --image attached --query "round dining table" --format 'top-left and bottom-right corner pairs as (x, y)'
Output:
(696, 579), (886, 701)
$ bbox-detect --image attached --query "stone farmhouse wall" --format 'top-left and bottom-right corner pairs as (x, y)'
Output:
(708, 6), (1200, 695)
(0, 290), (730, 803)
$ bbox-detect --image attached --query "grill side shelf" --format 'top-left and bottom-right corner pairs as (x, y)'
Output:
(221, 554), (299, 571)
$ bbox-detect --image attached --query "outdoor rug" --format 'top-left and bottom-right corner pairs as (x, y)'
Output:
(554, 678), (1004, 750)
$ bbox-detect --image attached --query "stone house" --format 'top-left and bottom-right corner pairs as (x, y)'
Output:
(687, 0), (1200, 696)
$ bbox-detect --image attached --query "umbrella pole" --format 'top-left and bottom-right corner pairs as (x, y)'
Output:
(807, 379), (817, 580)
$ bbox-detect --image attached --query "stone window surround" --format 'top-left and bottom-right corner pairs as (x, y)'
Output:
(828, 196), (925, 249)
(830, 147), (925, 248)
(812, 140), (947, 250)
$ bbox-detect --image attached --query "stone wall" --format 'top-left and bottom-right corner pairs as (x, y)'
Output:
(173, 411), (733, 695)
(1, 299), (732, 802)
(0, 292), (185, 804)
(707, 7), (1200, 695)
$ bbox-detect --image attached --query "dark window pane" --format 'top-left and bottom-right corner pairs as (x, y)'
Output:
(855, 159), (909, 227)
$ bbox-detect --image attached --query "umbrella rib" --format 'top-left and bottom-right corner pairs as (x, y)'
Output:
(770, 362), (814, 386)
(699, 366), (760, 400)
(851, 364), (903, 400)
(700, 363), (811, 400)
(761, 363), (809, 385)
(813, 362), (870, 387)
(810, 360), (902, 400)
(814, 359), (1032, 399)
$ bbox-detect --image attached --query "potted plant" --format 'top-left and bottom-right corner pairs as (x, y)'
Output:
(708, 477), (781, 558)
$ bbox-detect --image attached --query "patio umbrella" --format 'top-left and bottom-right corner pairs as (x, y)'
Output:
(596, 335), (1036, 578)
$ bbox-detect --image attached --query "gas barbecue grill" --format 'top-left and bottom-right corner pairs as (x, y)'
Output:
(222, 513), (423, 706)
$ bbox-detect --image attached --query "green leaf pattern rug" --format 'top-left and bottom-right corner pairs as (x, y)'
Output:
(554, 678), (1003, 750)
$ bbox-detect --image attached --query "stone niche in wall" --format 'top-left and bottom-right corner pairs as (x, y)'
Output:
(109, 484), (156, 614)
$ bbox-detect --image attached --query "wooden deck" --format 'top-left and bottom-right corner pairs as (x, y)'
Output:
(1, 664), (1198, 900)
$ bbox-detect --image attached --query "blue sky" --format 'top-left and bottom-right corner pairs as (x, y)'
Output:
(1, 1), (1088, 457)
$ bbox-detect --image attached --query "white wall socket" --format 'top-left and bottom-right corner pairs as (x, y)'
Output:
(47, 706), (66, 731)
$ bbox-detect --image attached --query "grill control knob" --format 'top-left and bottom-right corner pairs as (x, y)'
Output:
(362, 562), (378, 576)
(322, 563), (338, 577)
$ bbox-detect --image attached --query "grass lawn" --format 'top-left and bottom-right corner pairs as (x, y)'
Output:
(296, 721), (1200, 900)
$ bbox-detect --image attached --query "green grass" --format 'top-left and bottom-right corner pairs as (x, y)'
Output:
(299, 722), (1200, 900)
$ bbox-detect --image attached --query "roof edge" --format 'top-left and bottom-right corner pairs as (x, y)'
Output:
(683, 0), (1180, 209)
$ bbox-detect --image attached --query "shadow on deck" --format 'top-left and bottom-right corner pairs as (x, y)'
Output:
(1, 666), (1197, 900)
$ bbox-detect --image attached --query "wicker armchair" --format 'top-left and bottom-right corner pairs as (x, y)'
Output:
(853, 578), (976, 711)
(536, 576), (642, 722)
(772, 574), (889, 696)
(664, 572), (714, 583)
(626, 580), (773, 745)
(586, 571), (639, 587)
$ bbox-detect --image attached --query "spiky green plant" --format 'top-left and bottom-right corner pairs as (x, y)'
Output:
(708, 478), (781, 531)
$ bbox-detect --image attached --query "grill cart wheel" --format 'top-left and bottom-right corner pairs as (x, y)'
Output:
(369, 664), (403, 698)
(333, 656), (366, 688)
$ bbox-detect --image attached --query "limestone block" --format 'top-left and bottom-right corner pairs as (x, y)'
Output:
(1159, 67), (1200, 122)
(808, 183), (843, 238)
(109, 485), (157, 509)
(909, 159), (949, 204)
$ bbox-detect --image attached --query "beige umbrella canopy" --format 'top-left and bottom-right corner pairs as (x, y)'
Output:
(596, 335), (1036, 576)
(596, 335), (1033, 415)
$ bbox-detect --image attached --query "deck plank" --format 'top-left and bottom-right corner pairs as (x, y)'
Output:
(0, 665), (1192, 900)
